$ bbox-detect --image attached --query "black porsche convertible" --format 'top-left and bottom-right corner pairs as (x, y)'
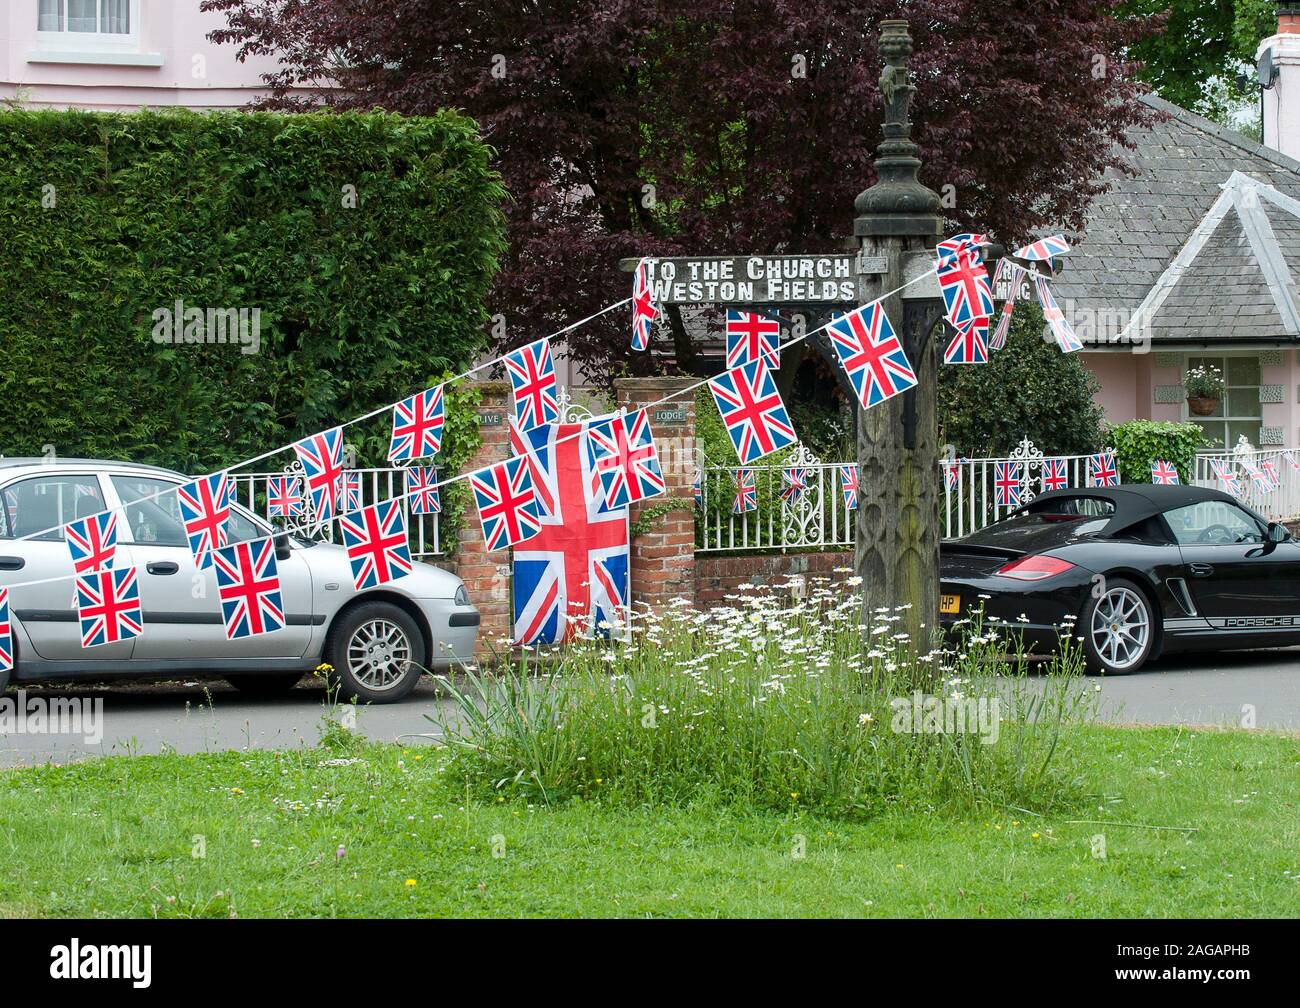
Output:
(939, 484), (1300, 675)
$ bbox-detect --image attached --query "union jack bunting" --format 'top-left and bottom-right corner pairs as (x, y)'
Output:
(76, 568), (143, 649)
(405, 466), (441, 514)
(342, 471), (363, 513)
(990, 263), (1024, 351)
(839, 464), (860, 510)
(340, 499), (413, 591)
(694, 474), (702, 506)
(0, 588), (10, 673)
(707, 359), (798, 464)
(1088, 451), (1119, 487)
(1033, 275), (1084, 353)
(943, 316), (990, 365)
(212, 539), (285, 640)
(504, 337), (560, 430)
(293, 427), (345, 522)
(472, 456), (543, 551)
(936, 233), (988, 269)
(1042, 458), (1069, 492)
(66, 511), (117, 575)
(1261, 459), (1280, 485)
(943, 459), (962, 492)
(586, 408), (666, 509)
(388, 384), (445, 462)
(266, 476), (305, 520)
(1285, 451), (1300, 471)
(825, 303), (918, 410)
(631, 259), (658, 352)
(733, 469), (757, 514)
(994, 462), (1023, 509)
(1243, 462), (1276, 491)
(1150, 460), (1180, 485)
(725, 310), (781, 370)
(178, 472), (232, 570)
(781, 467), (808, 504)
(1013, 235), (1071, 264)
(1219, 470), (1244, 496)
(935, 237), (994, 326)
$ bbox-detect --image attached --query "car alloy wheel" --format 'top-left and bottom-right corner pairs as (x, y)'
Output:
(346, 617), (412, 693)
(1089, 585), (1151, 672)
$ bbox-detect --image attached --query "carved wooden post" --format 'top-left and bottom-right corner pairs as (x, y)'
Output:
(854, 20), (944, 642)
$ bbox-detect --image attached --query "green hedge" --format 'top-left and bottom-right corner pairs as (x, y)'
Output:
(1109, 420), (1207, 484)
(0, 108), (505, 472)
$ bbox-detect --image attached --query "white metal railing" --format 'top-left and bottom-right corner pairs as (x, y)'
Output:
(231, 466), (443, 560)
(1190, 438), (1300, 522)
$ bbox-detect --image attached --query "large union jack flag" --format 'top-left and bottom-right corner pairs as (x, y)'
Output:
(1013, 235), (1071, 264)
(1150, 460), (1180, 485)
(725, 310), (781, 370)
(340, 499), (413, 591)
(839, 464), (860, 510)
(994, 462), (1023, 508)
(66, 511), (117, 575)
(505, 338), (559, 430)
(1034, 275), (1084, 353)
(178, 472), (232, 570)
(512, 419), (628, 645)
(1088, 451), (1119, 487)
(0, 588), (10, 672)
(472, 456), (543, 552)
(733, 469), (757, 514)
(936, 238), (994, 326)
(707, 360), (798, 464)
(781, 467), (808, 504)
(76, 568), (143, 649)
(212, 539), (285, 640)
(293, 427), (345, 522)
(586, 408), (665, 510)
(1042, 458), (1069, 491)
(826, 303), (918, 410)
(405, 466), (441, 514)
(267, 476), (305, 520)
(388, 384), (445, 462)
(632, 259), (658, 352)
(943, 316), (990, 365)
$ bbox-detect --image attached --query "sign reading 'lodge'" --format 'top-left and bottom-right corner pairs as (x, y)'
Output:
(639, 255), (860, 304)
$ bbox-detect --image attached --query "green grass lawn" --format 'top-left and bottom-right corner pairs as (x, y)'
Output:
(0, 724), (1295, 918)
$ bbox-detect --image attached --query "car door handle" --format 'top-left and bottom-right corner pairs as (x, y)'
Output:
(146, 561), (179, 575)
(1188, 562), (1214, 577)
(0, 556), (24, 571)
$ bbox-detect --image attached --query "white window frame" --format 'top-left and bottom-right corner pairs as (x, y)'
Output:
(1183, 351), (1263, 453)
(30, 0), (162, 66)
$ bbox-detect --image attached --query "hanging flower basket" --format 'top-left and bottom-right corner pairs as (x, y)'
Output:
(1184, 365), (1225, 417)
(1187, 395), (1221, 417)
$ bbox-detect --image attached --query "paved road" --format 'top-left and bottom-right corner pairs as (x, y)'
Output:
(0, 648), (1295, 767)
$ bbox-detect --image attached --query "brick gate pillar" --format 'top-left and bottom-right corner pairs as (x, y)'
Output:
(451, 382), (512, 657)
(614, 377), (699, 615)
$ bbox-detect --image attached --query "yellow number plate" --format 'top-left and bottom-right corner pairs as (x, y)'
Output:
(939, 594), (961, 615)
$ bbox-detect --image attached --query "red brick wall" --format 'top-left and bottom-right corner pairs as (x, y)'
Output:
(696, 550), (854, 606)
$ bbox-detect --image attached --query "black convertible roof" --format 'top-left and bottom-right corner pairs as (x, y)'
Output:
(1019, 483), (1240, 529)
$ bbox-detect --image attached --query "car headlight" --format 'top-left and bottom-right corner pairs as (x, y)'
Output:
(454, 584), (470, 606)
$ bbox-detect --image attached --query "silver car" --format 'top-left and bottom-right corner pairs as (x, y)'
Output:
(0, 458), (479, 703)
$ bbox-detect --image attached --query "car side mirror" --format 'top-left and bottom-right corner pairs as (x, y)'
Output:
(1267, 522), (1290, 544)
(274, 532), (292, 560)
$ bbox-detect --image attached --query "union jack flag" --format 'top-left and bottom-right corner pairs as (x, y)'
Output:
(587, 408), (665, 510)
(994, 462), (1023, 508)
(504, 337), (559, 430)
(388, 384), (445, 462)
(66, 511), (117, 575)
(1041, 458), (1069, 491)
(1034, 275), (1083, 353)
(1216, 464), (1243, 496)
(342, 470), (362, 513)
(1013, 235), (1071, 264)
(943, 459), (962, 492)
(991, 263), (1023, 351)
(340, 499), (413, 591)
(936, 233), (988, 269)
(781, 467), (807, 504)
(694, 473), (702, 507)
(1243, 461), (1276, 491)
(76, 568), (143, 649)
(293, 427), (344, 522)
(1088, 451), (1119, 487)
(725, 310), (781, 370)
(936, 238), (994, 326)
(825, 303), (917, 410)
(733, 469), (757, 514)
(266, 476), (305, 519)
(839, 464), (860, 510)
(0, 588), (10, 673)
(405, 466), (441, 514)
(631, 259), (658, 351)
(212, 539), (285, 640)
(1285, 451), (1300, 471)
(178, 472), (232, 570)
(943, 316), (989, 365)
(1261, 459), (1280, 485)
(472, 456), (543, 551)
(1150, 460), (1180, 485)
(707, 360), (798, 464)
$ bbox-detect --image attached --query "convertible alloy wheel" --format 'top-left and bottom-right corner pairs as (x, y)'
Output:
(1087, 583), (1152, 673)
(346, 618), (413, 693)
